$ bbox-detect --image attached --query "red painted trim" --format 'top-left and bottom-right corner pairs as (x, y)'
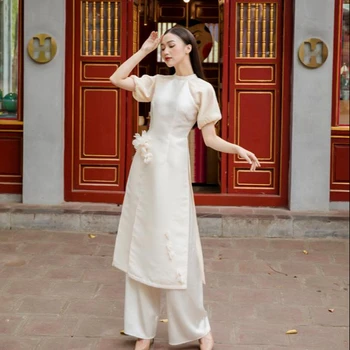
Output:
(330, 0), (349, 202)
(0, 130), (23, 194)
(280, 0), (293, 207)
(330, 191), (350, 201)
(0, 184), (22, 194)
(63, 191), (288, 207)
(220, 0), (230, 193)
(332, 0), (342, 126)
(125, 0), (135, 177)
(64, 0), (74, 201)
(17, 0), (24, 121)
(194, 193), (286, 207)
(66, 191), (125, 204)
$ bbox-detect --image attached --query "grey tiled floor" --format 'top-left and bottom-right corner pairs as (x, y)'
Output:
(0, 229), (348, 349)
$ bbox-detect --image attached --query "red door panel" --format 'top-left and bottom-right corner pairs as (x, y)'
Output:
(225, 0), (291, 206)
(65, 0), (136, 203)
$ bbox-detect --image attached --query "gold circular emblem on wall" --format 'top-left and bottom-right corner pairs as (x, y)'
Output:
(27, 33), (57, 64)
(298, 38), (328, 69)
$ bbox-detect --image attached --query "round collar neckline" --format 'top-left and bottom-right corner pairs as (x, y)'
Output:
(173, 73), (196, 79)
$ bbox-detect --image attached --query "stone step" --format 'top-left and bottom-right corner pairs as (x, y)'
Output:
(0, 203), (348, 238)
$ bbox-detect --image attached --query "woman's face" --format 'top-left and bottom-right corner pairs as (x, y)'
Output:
(160, 33), (191, 67)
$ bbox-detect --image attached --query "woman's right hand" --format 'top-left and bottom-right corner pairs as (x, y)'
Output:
(140, 31), (161, 54)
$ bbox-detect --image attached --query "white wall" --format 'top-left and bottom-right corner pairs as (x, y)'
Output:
(289, 0), (335, 211)
(22, 0), (65, 204)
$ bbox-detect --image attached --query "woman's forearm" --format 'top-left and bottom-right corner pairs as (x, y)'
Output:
(203, 130), (260, 169)
(204, 134), (241, 154)
(109, 49), (147, 86)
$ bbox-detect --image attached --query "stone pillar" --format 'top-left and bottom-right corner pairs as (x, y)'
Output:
(289, 0), (335, 211)
(22, 0), (65, 204)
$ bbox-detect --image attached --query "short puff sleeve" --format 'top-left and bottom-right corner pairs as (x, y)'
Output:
(131, 74), (157, 102)
(196, 83), (222, 130)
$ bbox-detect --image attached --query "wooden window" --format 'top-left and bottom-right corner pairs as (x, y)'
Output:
(82, 1), (122, 56)
(0, 0), (22, 120)
(236, 2), (276, 58)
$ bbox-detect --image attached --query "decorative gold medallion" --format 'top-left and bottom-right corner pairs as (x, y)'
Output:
(27, 33), (57, 64)
(298, 38), (328, 69)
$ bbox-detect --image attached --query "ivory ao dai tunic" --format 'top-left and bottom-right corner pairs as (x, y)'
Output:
(112, 74), (222, 289)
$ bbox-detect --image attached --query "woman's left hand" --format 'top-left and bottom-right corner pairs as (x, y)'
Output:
(236, 146), (261, 171)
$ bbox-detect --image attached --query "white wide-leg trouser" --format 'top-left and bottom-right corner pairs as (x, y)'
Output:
(124, 220), (210, 344)
(124, 274), (210, 345)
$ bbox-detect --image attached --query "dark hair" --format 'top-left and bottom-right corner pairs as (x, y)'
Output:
(163, 26), (205, 80)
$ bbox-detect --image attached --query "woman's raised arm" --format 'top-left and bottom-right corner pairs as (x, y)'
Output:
(109, 31), (161, 91)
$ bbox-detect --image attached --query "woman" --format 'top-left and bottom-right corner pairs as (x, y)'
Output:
(110, 28), (260, 350)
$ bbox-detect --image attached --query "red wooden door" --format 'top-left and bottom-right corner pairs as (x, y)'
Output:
(65, 0), (138, 203)
(225, 0), (292, 206)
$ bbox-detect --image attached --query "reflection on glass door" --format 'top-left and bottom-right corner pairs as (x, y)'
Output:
(339, 0), (349, 125)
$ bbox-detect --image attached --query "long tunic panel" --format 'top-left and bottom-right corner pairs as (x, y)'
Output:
(112, 74), (222, 289)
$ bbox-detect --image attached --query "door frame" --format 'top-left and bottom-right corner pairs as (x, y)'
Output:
(195, 0), (293, 207)
(64, 0), (293, 207)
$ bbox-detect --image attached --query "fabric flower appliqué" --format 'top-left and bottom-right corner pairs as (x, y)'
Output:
(132, 130), (153, 164)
